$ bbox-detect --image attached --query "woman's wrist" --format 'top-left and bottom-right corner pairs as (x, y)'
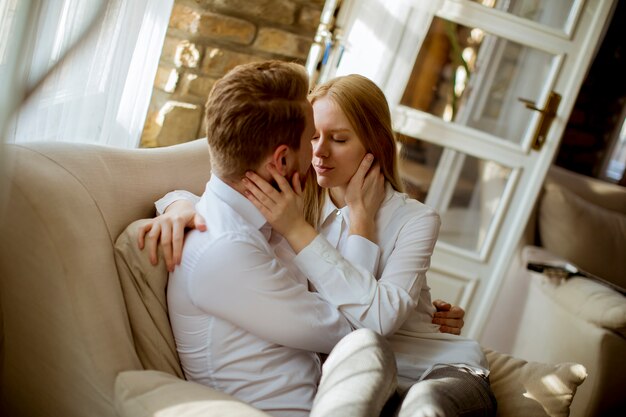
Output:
(164, 199), (195, 214)
(349, 210), (377, 242)
(282, 220), (319, 254)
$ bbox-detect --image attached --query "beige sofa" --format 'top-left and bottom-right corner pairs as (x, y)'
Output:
(487, 166), (626, 417)
(1, 139), (588, 417)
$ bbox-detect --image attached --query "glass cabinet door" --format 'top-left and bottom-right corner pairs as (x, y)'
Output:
(399, 16), (558, 147)
(323, 0), (615, 337)
(398, 135), (514, 257)
(469, 0), (582, 32)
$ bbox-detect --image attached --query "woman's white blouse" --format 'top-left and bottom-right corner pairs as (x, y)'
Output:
(293, 184), (489, 383)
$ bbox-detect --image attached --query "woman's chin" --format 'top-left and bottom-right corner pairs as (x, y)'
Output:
(316, 177), (335, 189)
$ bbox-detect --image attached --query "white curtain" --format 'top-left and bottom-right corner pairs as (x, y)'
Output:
(3, 0), (173, 148)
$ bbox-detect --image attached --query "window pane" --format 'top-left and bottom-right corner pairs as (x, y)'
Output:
(400, 16), (555, 145)
(439, 154), (511, 252)
(399, 135), (512, 253)
(469, 0), (577, 30)
(605, 116), (626, 182)
(398, 134), (442, 202)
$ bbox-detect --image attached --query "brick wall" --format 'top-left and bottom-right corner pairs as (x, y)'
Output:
(140, 0), (324, 148)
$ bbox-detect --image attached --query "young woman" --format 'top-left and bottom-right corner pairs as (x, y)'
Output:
(145, 74), (495, 416)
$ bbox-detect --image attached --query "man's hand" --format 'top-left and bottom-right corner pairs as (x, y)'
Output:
(137, 200), (206, 271)
(432, 299), (465, 335)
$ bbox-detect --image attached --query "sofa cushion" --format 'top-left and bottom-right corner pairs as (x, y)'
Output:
(522, 246), (626, 335)
(551, 277), (626, 336)
(115, 370), (271, 417)
(485, 349), (587, 417)
(114, 219), (184, 378)
(547, 166), (626, 213)
(539, 181), (626, 290)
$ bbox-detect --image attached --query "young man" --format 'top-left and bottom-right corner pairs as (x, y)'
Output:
(164, 60), (395, 417)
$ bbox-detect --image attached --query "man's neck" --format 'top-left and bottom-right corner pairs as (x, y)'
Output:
(218, 175), (247, 196)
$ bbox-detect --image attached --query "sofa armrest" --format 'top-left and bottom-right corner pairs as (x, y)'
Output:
(115, 370), (272, 417)
(522, 246), (626, 335)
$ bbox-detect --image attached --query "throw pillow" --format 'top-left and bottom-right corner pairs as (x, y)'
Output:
(114, 219), (184, 378)
(485, 349), (587, 417)
(115, 370), (270, 417)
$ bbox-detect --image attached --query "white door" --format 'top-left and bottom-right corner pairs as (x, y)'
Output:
(311, 0), (616, 339)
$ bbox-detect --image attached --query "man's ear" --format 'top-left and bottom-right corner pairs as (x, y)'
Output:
(271, 144), (290, 176)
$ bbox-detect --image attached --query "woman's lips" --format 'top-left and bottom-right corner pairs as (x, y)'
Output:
(314, 165), (334, 174)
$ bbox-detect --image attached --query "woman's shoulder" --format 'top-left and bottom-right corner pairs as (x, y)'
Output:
(384, 186), (440, 220)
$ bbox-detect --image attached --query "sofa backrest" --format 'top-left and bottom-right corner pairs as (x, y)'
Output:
(0, 139), (211, 417)
(546, 165), (626, 213)
(538, 165), (626, 290)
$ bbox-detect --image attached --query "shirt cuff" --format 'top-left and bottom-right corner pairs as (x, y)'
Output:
(294, 235), (375, 306)
(294, 234), (342, 278)
(343, 234), (380, 275)
(154, 190), (201, 215)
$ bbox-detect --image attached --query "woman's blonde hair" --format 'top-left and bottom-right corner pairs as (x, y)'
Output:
(304, 74), (403, 226)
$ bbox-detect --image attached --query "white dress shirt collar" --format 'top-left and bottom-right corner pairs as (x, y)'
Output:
(203, 174), (268, 232)
(320, 190), (346, 226)
(319, 183), (396, 226)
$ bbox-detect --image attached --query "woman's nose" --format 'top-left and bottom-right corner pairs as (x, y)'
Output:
(313, 137), (329, 158)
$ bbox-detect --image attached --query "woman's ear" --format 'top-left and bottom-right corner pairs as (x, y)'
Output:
(271, 144), (290, 175)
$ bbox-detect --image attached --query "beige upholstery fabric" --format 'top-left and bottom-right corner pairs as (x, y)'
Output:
(115, 370), (272, 417)
(553, 278), (626, 336)
(485, 349), (586, 417)
(116, 329), (397, 417)
(115, 343), (590, 417)
(522, 246), (626, 334)
(546, 165), (626, 213)
(115, 219), (184, 378)
(539, 180), (626, 290)
(0, 139), (210, 417)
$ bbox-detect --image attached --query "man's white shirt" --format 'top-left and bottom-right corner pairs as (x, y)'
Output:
(166, 176), (352, 417)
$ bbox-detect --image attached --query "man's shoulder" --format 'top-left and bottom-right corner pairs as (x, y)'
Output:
(200, 189), (264, 235)
(185, 227), (267, 261)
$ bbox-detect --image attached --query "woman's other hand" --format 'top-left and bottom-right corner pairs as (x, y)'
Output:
(137, 200), (206, 271)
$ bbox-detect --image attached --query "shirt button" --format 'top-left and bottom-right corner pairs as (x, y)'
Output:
(335, 209), (341, 217)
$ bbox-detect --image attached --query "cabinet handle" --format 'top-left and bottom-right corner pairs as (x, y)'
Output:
(518, 91), (561, 150)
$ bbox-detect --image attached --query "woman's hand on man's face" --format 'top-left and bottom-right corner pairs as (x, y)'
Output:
(243, 164), (317, 253)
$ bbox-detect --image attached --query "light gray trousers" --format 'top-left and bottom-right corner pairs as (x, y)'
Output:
(382, 365), (497, 417)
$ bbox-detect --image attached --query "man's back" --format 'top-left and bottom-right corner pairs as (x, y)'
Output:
(167, 175), (351, 417)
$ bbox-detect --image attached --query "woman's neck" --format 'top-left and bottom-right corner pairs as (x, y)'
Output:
(329, 186), (347, 208)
